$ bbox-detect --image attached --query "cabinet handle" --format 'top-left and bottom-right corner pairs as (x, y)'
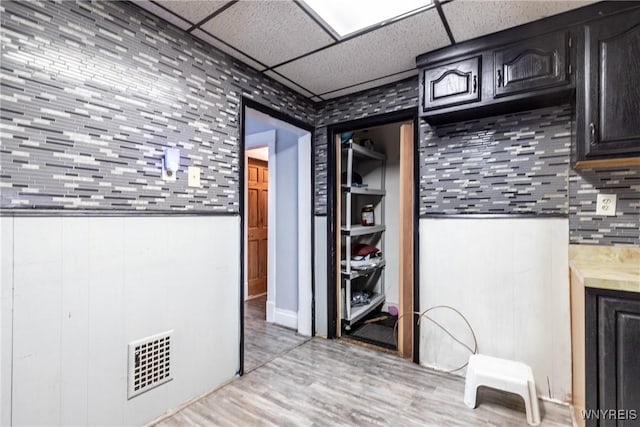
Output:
(589, 123), (597, 146)
(473, 75), (477, 93)
(497, 69), (503, 87)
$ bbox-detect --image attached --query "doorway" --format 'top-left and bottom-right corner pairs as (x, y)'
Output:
(246, 155), (268, 299)
(240, 100), (315, 375)
(327, 109), (419, 361)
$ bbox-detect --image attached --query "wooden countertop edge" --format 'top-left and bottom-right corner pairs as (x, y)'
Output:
(569, 263), (640, 293)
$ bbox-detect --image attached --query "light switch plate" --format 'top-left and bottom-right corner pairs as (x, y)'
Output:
(595, 193), (616, 216)
(187, 166), (201, 187)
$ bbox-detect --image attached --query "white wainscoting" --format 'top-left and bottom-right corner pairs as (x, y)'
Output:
(1, 216), (240, 426)
(419, 218), (571, 402)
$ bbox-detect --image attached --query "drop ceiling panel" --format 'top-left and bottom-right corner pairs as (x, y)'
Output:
(191, 29), (266, 71)
(134, 1), (192, 30)
(273, 8), (449, 96)
(264, 71), (315, 98)
(200, 1), (335, 67)
(443, 0), (598, 42)
(321, 69), (418, 100)
(154, 0), (230, 25)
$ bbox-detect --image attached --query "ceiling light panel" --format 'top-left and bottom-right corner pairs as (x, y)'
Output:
(154, 0), (230, 25)
(274, 7), (448, 95)
(304, 0), (432, 37)
(201, 1), (335, 67)
(443, 0), (598, 42)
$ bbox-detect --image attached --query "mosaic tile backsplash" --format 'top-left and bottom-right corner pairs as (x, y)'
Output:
(419, 105), (572, 215)
(0, 1), (637, 245)
(314, 77), (419, 214)
(0, 0), (314, 212)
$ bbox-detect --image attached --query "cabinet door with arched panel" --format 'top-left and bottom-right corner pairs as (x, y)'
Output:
(493, 31), (570, 98)
(420, 56), (481, 112)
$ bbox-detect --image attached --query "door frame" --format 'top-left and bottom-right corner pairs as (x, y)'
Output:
(326, 108), (421, 363)
(239, 98), (316, 376)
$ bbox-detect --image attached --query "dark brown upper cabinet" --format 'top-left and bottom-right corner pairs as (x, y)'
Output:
(421, 56), (481, 112)
(493, 31), (569, 98)
(577, 8), (640, 164)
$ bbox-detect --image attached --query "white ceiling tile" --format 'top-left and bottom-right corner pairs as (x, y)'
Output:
(321, 70), (418, 100)
(191, 28), (266, 71)
(133, 0), (192, 30)
(273, 7), (449, 95)
(154, 0), (230, 25)
(200, 1), (335, 67)
(443, 0), (598, 42)
(264, 71), (315, 98)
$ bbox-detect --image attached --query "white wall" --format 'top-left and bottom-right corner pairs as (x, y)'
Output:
(419, 218), (571, 402)
(1, 218), (13, 426)
(275, 129), (299, 314)
(314, 217), (327, 337)
(1, 216), (240, 426)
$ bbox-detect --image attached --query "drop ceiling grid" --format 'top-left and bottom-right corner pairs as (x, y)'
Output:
(441, 0), (598, 42)
(200, 1), (335, 67)
(272, 7), (450, 96)
(264, 71), (316, 98)
(321, 69), (418, 100)
(154, 0), (230, 27)
(191, 28), (267, 71)
(135, 1), (192, 30)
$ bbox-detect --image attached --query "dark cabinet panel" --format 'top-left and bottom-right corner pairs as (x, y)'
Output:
(580, 9), (640, 160)
(586, 288), (640, 427)
(494, 31), (569, 97)
(421, 56), (480, 112)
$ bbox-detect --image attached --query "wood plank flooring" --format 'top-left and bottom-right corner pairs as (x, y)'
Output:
(243, 295), (310, 373)
(154, 299), (572, 427)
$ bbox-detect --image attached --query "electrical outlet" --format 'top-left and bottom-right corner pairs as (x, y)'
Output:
(595, 193), (616, 216)
(187, 166), (201, 187)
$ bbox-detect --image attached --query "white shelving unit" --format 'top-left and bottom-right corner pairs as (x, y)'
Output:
(341, 141), (386, 329)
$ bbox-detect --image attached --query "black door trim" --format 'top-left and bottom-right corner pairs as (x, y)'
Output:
(325, 107), (421, 364)
(239, 98), (316, 376)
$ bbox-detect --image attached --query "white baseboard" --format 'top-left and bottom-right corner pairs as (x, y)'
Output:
(274, 307), (298, 330)
(266, 300), (275, 323)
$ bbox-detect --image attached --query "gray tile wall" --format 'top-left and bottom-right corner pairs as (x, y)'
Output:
(420, 105), (571, 215)
(1, 1), (637, 245)
(314, 77), (419, 214)
(569, 168), (640, 245)
(0, 0), (315, 212)
(316, 85), (638, 246)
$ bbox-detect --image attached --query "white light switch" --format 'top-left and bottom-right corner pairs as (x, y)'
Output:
(187, 166), (201, 187)
(595, 193), (616, 216)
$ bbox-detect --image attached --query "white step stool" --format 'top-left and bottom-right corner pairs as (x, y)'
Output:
(464, 354), (541, 426)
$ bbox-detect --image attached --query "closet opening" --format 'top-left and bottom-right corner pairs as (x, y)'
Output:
(327, 109), (419, 361)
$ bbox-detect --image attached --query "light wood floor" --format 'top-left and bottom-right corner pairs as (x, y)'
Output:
(243, 295), (310, 373)
(155, 300), (572, 427)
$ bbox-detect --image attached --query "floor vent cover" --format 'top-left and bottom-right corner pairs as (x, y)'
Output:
(127, 330), (173, 399)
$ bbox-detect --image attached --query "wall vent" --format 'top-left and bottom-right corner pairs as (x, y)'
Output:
(127, 330), (173, 399)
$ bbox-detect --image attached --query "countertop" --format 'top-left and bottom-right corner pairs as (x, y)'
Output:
(569, 245), (640, 293)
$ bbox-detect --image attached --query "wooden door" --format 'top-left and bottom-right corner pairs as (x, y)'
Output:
(247, 158), (268, 297)
(398, 123), (414, 359)
(493, 31), (569, 97)
(421, 56), (481, 112)
(582, 9), (640, 159)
